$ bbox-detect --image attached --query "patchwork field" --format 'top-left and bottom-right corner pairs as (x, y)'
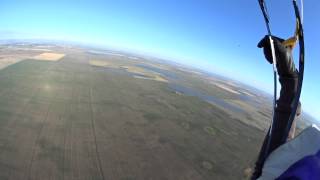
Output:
(33, 53), (65, 61)
(0, 43), (276, 180)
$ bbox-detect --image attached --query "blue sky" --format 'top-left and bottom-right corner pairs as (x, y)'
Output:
(0, 0), (319, 119)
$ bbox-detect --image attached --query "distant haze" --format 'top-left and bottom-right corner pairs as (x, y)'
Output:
(0, 0), (319, 120)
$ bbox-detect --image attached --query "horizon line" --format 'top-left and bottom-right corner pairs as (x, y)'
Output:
(1, 37), (318, 121)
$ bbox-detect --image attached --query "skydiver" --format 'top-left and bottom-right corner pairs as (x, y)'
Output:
(251, 35), (301, 179)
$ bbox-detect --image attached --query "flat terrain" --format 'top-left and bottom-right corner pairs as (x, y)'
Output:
(0, 43), (272, 180)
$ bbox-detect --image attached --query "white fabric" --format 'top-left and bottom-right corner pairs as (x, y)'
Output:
(258, 125), (320, 180)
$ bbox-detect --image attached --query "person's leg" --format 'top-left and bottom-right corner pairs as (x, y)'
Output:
(288, 119), (297, 140)
(287, 102), (301, 140)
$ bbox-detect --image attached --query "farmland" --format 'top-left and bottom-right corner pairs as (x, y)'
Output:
(0, 44), (270, 180)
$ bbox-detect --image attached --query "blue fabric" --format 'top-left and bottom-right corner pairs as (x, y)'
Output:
(276, 150), (320, 180)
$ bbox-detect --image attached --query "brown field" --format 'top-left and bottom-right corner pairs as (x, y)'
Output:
(90, 59), (168, 82)
(33, 53), (65, 61)
(0, 56), (25, 70)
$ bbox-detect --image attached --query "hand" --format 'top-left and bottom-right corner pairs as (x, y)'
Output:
(258, 35), (297, 77)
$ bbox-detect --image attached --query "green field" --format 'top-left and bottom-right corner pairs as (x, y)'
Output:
(0, 46), (266, 180)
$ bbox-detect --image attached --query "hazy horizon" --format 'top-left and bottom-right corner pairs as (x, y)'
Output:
(0, 0), (319, 119)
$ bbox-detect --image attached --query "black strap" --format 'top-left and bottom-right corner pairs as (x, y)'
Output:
(280, 0), (304, 144)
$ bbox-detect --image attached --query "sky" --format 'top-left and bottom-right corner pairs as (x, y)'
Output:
(0, 0), (319, 119)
